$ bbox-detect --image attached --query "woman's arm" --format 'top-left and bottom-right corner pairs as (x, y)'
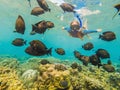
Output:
(82, 29), (102, 34)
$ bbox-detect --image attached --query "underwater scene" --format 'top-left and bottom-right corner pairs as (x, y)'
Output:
(0, 0), (120, 90)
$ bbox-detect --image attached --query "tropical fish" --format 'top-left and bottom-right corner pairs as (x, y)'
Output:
(12, 38), (26, 46)
(31, 7), (44, 16)
(73, 50), (81, 59)
(46, 21), (54, 28)
(96, 49), (110, 59)
(90, 54), (102, 68)
(14, 15), (26, 34)
(80, 55), (90, 66)
(112, 3), (120, 19)
(30, 20), (47, 35)
(60, 3), (75, 13)
(37, 0), (51, 12)
(102, 64), (115, 72)
(55, 48), (65, 55)
(30, 20), (54, 35)
(82, 42), (94, 50)
(99, 31), (116, 41)
(25, 40), (52, 56)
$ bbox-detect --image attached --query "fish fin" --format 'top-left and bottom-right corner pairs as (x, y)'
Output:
(82, 45), (83, 48)
(30, 31), (36, 35)
(48, 8), (51, 12)
(13, 30), (16, 32)
(112, 10), (120, 19)
(99, 34), (102, 39)
(98, 63), (103, 68)
(32, 24), (38, 31)
(47, 48), (52, 56)
(24, 40), (27, 45)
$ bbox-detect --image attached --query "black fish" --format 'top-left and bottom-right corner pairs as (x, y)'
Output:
(25, 40), (52, 56)
(55, 48), (65, 55)
(30, 20), (47, 35)
(31, 7), (44, 16)
(99, 31), (116, 41)
(14, 15), (26, 34)
(112, 4), (120, 19)
(37, 0), (51, 12)
(74, 50), (81, 59)
(82, 42), (94, 50)
(90, 54), (102, 68)
(96, 49), (110, 59)
(60, 3), (75, 13)
(12, 38), (26, 46)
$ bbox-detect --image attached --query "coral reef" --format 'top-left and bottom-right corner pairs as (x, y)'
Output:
(0, 66), (25, 90)
(0, 57), (120, 90)
(21, 69), (39, 82)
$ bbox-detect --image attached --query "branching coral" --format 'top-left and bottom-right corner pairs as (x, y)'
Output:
(0, 66), (25, 90)
(85, 77), (105, 90)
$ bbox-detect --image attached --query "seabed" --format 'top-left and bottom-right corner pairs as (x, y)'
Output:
(0, 56), (120, 90)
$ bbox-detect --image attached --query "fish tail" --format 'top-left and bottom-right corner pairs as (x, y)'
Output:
(48, 8), (51, 12)
(98, 63), (103, 68)
(13, 30), (16, 33)
(32, 24), (37, 31)
(24, 40), (27, 45)
(99, 34), (102, 39)
(112, 11), (119, 19)
(47, 48), (52, 55)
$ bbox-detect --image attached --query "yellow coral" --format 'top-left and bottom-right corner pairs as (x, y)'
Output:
(0, 66), (25, 90)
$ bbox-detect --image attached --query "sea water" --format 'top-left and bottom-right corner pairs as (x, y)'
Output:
(0, 0), (120, 63)
(0, 0), (120, 90)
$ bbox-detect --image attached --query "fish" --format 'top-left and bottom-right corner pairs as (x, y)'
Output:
(12, 38), (26, 46)
(55, 48), (65, 55)
(31, 7), (44, 16)
(99, 31), (116, 41)
(60, 3), (75, 13)
(25, 40), (52, 56)
(73, 50), (81, 59)
(89, 54), (102, 68)
(37, 0), (51, 12)
(30, 20), (54, 35)
(112, 3), (120, 19)
(96, 49), (110, 59)
(82, 42), (94, 50)
(102, 64), (115, 72)
(30, 20), (47, 35)
(14, 15), (26, 34)
(80, 55), (90, 66)
(46, 21), (54, 28)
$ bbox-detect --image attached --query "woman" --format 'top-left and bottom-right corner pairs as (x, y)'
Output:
(62, 13), (102, 40)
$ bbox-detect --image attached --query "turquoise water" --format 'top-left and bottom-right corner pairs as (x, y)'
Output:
(0, 0), (120, 64)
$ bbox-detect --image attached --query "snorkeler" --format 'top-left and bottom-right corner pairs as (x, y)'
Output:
(62, 13), (102, 40)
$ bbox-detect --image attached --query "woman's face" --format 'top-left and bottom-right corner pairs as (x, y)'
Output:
(70, 20), (80, 30)
(71, 25), (80, 30)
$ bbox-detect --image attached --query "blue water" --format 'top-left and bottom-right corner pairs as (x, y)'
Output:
(0, 0), (120, 64)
